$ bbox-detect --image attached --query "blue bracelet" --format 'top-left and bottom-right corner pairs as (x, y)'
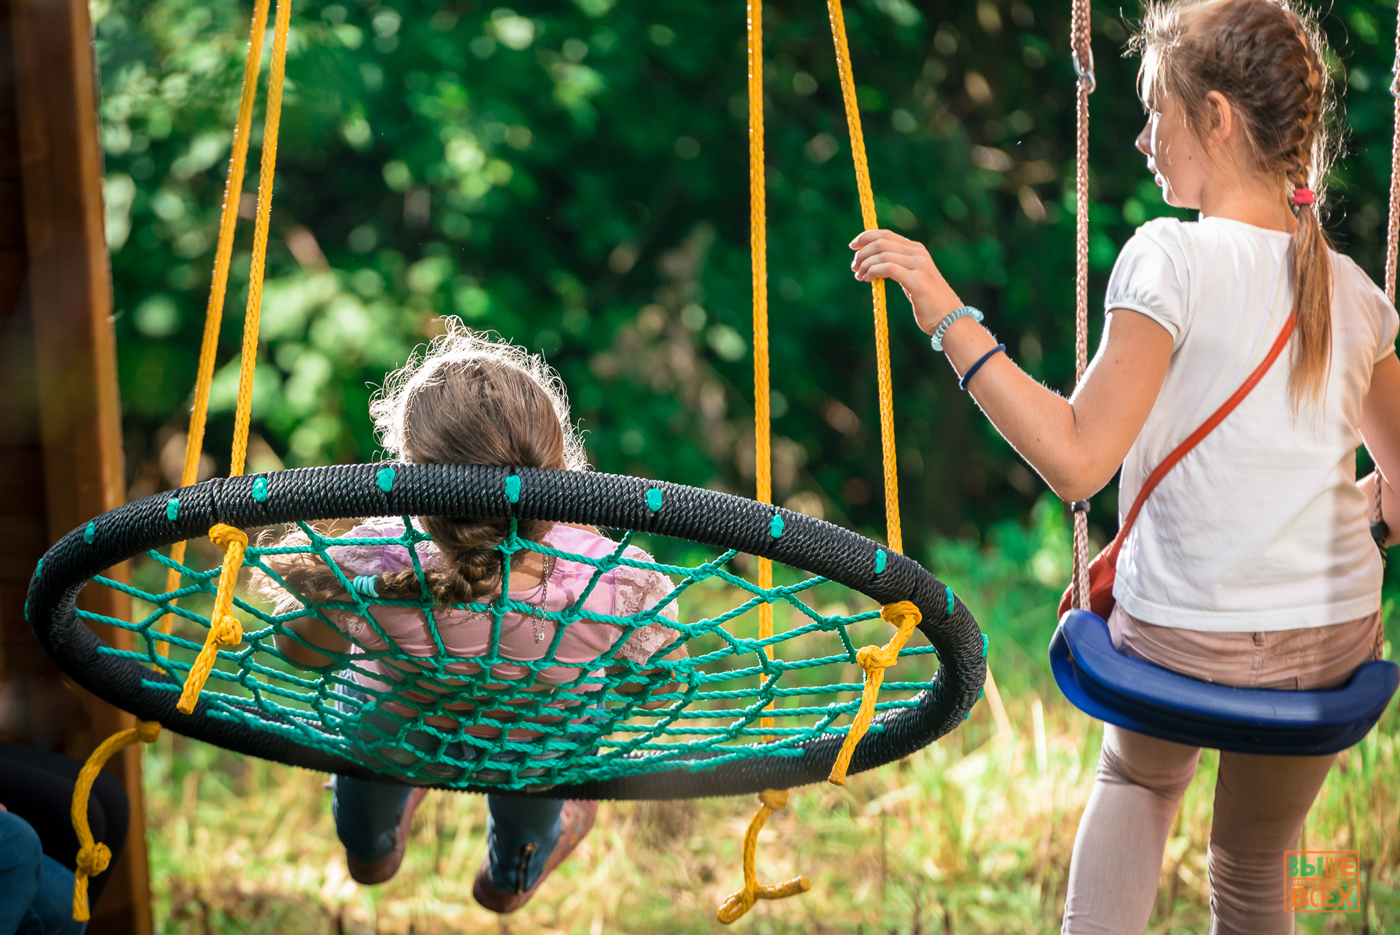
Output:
(931, 306), (983, 352)
(958, 344), (1006, 391)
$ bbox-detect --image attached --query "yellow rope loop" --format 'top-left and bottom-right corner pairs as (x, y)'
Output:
(177, 525), (249, 714)
(70, 719), (161, 920)
(824, 0), (902, 555)
(158, 0), (272, 661)
(716, 788), (812, 924)
(827, 600), (921, 785)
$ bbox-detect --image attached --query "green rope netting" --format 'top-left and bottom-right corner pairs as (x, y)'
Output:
(77, 518), (942, 791)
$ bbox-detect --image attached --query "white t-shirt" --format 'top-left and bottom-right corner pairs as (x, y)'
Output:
(1106, 216), (1399, 631)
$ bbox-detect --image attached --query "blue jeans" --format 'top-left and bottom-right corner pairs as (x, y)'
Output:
(331, 777), (564, 892)
(0, 810), (86, 935)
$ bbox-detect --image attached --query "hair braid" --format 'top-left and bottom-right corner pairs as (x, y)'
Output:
(1133, 0), (1336, 410)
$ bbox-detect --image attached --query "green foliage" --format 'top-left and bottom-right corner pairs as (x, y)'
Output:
(97, 0), (1400, 555)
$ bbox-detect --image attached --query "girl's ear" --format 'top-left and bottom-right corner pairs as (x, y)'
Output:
(1203, 90), (1235, 149)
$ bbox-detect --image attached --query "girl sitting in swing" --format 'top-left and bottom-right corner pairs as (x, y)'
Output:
(256, 325), (685, 913)
(850, 0), (1398, 930)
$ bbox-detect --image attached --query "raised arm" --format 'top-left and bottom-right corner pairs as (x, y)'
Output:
(851, 229), (1173, 502)
(1360, 352), (1400, 546)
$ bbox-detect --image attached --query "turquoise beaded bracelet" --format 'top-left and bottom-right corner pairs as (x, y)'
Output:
(930, 306), (983, 352)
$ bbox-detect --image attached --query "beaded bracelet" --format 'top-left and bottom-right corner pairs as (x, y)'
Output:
(958, 344), (1006, 391)
(930, 306), (984, 352)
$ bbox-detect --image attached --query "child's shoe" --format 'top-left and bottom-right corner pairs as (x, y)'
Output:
(472, 799), (597, 913)
(346, 787), (428, 885)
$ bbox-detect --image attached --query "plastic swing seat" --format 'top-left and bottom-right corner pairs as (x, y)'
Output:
(1050, 610), (1400, 756)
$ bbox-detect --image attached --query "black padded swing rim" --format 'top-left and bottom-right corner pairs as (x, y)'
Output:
(26, 463), (986, 799)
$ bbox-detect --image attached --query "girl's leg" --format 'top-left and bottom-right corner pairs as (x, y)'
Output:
(331, 776), (415, 864)
(484, 795), (566, 891)
(1207, 751), (1337, 935)
(1062, 725), (1202, 935)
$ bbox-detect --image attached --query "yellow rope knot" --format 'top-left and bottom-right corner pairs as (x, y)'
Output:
(76, 842), (110, 878)
(70, 719), (161, 921)
(716, 787), (811, 924)
(827, 600), (922, 785)
(177, 524), (249, 714)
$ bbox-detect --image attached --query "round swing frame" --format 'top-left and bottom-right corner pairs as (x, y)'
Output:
(27, 463), (986, 800)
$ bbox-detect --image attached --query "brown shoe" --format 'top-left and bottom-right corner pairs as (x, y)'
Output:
(346, 787), (428, 885)
(472, 799), (598, 914)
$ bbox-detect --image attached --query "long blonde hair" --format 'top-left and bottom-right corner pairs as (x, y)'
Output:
(1133, 0), (1336, 408)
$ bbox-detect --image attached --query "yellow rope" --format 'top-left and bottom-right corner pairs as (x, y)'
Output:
(827, 600), (921, 785)
(824, 0), (901, 556)
(719, 3), (809, 923)
(69, 720), (161, 921)
(72, 1), (288, 917)
(158, 0), (272, 659)
(716, 789), (812, 924)
(177, 525), (249, 713)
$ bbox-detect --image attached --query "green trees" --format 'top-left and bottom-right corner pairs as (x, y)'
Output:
(97, 0), (1400, 561)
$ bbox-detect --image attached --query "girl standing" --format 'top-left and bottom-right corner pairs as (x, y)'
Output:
(850, 0), (1398, 930)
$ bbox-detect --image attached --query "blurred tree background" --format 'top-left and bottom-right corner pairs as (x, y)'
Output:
(95, 0), (1400, 566)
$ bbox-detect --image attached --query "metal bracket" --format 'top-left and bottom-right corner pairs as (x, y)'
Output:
(1073, 46), (1097, 95)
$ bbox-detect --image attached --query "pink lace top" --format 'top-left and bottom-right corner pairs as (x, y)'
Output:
(268, 521), (680, 740)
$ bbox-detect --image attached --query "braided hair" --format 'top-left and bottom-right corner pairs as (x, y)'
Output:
(260, 324), (587, 606)
(1133, 0), (1336, 409)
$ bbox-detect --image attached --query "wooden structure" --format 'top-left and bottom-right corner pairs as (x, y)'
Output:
(0, 0), (151, 932)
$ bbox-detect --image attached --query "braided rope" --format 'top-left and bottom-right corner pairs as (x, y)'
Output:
(71, 0), (290, 919)
(1386, 35), (1400, 303)
(827, 600), (921, 784)
(719, 2), (810, 919)
(1070, 0), (1094, 611)
(68, 720), (160, 921)
(158, 0), (271, 659)
(716, 789), (811, 923)
(824, 0), (902, 557)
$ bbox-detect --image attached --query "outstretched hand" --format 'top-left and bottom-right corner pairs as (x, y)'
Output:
(849, 229), (963, 335)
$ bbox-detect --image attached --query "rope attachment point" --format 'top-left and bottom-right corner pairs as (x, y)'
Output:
(70, 719), (161, 920)
(828, 600), (922, 785)
(716, 788), (812, 923)
(177, 524), (249, 714)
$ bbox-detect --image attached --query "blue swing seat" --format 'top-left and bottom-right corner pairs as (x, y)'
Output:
(1050, 610), (1400, 756)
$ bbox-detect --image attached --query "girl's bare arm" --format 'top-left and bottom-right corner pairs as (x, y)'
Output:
(850, 229), (1173, 502)
(275, 614), (352, 669)
(1360, 353), (1400, 547)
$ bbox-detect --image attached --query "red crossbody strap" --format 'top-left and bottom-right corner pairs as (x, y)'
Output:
(1104, 313), (1298, 566)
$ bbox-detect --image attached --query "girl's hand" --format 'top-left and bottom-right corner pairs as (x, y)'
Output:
(849, 230), (964, 334)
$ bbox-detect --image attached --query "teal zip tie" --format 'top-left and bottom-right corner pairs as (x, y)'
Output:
(352, 575), (379, 599)
(166, 498), (180, 521)
(981, 633), (989, 658)
(84, 522), (95, 545)
(376, 466), (395, 493)
(34, 558), (42, 580)
(874, 550), (887, 574)
(252, 477), (269, 503)
(645, 488), (663, 512)
(505, 475), (521, 503)
(978, 687), (985, 701)
(769, 514), (784, 538)
(945, 586), (954, 616)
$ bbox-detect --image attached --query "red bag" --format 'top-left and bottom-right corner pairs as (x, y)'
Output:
(1059, 314), (1297, 619)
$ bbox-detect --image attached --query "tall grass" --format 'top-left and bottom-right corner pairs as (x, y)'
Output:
(140, 499), (1400, 933)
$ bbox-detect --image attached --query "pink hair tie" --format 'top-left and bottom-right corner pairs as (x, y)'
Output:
(1290, 187), (1315, 207)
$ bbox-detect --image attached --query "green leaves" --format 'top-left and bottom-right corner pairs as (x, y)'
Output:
(104, 0), (1400, 553)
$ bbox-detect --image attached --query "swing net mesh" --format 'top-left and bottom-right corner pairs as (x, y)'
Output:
(77, 517), (942, 791)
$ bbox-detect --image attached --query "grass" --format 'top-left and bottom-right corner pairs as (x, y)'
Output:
(137, 499), (1400, 933)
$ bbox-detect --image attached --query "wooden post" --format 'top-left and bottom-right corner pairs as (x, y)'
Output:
(1, 0), (152, 932)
